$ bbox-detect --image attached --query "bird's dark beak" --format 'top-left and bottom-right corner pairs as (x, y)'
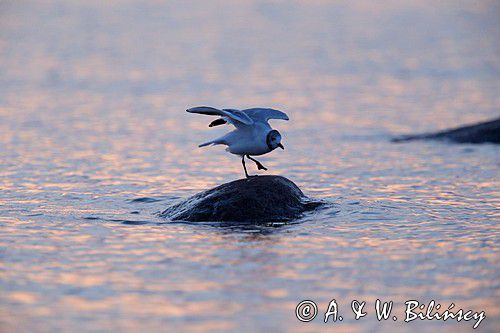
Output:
(278, 143), (284, 150)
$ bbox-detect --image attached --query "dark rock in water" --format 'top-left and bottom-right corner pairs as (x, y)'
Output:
(160, 175), (322, 222)
(392, 117), (500, 144)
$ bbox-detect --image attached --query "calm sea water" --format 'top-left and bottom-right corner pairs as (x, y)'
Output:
(1, 1), (499, 332)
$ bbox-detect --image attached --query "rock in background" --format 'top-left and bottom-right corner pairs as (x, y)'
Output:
(392, 118), (500, 144)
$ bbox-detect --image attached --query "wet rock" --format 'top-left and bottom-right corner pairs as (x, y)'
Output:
(160, 175), (322, 222)
(392, 117), (500, 144)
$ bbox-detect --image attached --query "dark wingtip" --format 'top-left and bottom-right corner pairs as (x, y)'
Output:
(208, 118), (227, 127)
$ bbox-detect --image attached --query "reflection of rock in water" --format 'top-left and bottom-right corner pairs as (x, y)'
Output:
(392, 118), (500, 144)
(160, 176), (323, 222)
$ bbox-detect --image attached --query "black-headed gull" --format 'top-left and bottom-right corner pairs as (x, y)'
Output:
(187, 106), (289, 178)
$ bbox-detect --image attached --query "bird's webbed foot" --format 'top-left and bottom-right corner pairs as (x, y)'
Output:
(255, 161), (267, 171)
(246, 155), (268, 171)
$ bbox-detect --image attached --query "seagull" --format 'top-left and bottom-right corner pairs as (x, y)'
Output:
(187, 106), (289, 178)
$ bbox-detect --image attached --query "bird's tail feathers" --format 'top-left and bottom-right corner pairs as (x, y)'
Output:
(198, 139), (226, 147)
(198, 141), (214, 147)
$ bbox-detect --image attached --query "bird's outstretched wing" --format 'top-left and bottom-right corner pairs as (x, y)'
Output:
(186, 106), (254, 126)
(242, 108), (289, 123)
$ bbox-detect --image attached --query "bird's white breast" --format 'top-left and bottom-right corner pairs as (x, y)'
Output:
(226, 122), (271, 156)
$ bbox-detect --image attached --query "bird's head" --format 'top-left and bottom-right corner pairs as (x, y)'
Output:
(266, 130), (284, 150)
